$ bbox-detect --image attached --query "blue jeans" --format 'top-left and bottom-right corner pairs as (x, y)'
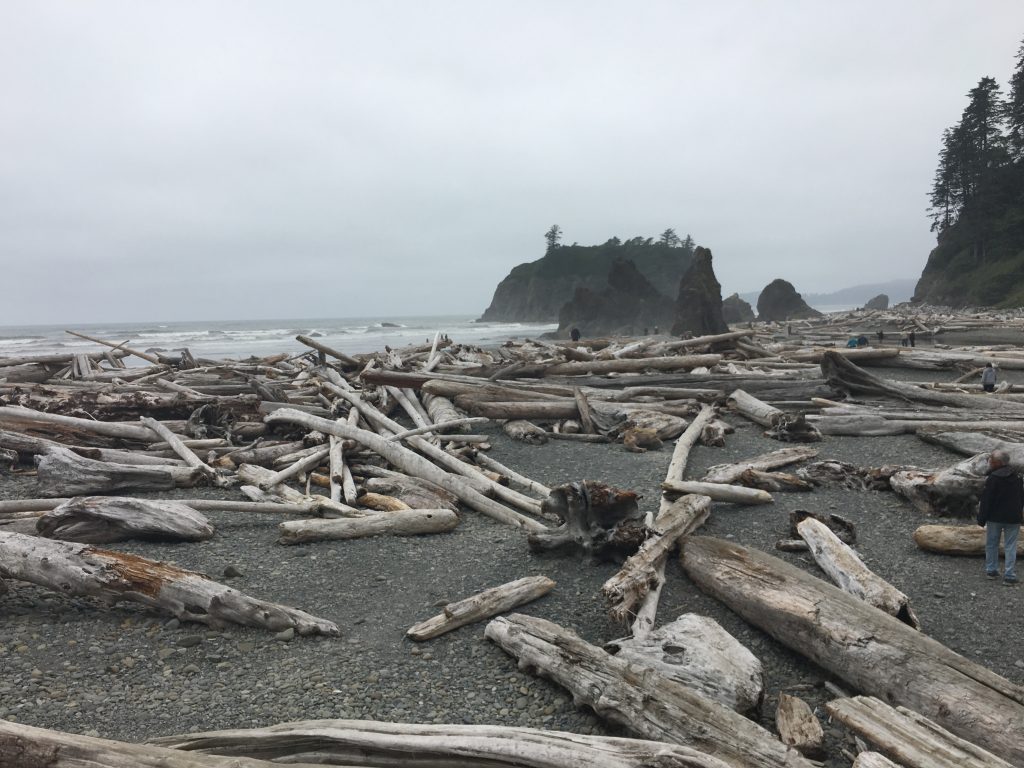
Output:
(986, 523), (1020, 578)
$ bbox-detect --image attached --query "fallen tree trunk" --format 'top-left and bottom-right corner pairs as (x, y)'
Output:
(37, 497), (214, 543)
(540, 354), (722, 377)
(680, 536), (1024, 765)
(702, 447), (819, 484)
(527, 482), (644, 559)
(913, 524), (993, 555)
(0, 532), (339, 635)
(407, 575), (555, 641)
(605, 613), (764, 714)
(278, 508), (458, 544)
(826, 695), (1013, 768)
(35, 447), (195, 496)
(0, 404), (158, 442)
(152, 718), (735, 768)
(484, 613), (814, 768)
(796, 517), (919, 628)
(661, 480), (773, 505)
(889, 457), (986, 518)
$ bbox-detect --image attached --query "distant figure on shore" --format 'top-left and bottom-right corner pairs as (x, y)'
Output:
(978, 449), (1022, 585)
(982, 362), (998, 393)
(856, 334), (869, 348)
(909, 330), (916, 347)
(877, 330), (884, 345)
(569, 327), (581, 342)
(900, 337), (909, 347)
(846, 337), (858, 348)
(787, 324), (792, 335)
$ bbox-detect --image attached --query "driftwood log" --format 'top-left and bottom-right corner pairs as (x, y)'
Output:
(726, 389), (821, 443)
(278, 508), (458, 545)
(702, 447), (819, 484)
(37, 497), (214, 543)
(774, 694), (824, 758)
(407, 575), (555, 641)
(605, 613), (764, 714)
(35, 447), (195, 497)
(0, 532), (339, 634)
(485, 613), (815, 768)
(680, 536), (1024, 764)
(889, 456), (986, 518)
(913, 524), (993, 555)
(661, 480), (773, 505)
(826, 695), (1013, 768)
(152, 718), (735, 768)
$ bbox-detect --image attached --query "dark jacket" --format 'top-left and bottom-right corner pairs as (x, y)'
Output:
(978, 466), (1024, 525)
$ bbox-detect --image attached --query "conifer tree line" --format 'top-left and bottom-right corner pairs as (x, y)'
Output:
(929, 36), (1024, 261)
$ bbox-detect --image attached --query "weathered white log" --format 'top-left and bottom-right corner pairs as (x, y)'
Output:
(661, 480), (773, 505)
(540, 354), (722, 377)
(606, 614), (764, 714)
(37, 497), (214, 543)
(727, 389), (821, 442)
(826, 695), (1014, 768)
(0, 531), (339, 634)
(913, 524), (994, 555)
(278, 508), (458, 544)
(64, 328), (162, 364)
(140, 416), (229, 487)
(0, 719), (303, 768)
(472, 450), (552, 497)
(35, 447), (197, 497)
(236, 463), (365, 517)
(259, 445), (330, 490)
(357, 492), (411, 511)
(386, 385), (434, 436)
(485, 613), (814, 768)
(702, 446), (819, 484)
(263, 409), (545, 532)
(774, 694), (824, 758)
(295, 334), (359, 367)
(660, 404), (717, 517)
(602, 495), (711, 625)
(407, 575), (555, 641)
(680, 536), (1024, 765)
(918, 430), (1024, 467)
(851, 753), (901, 768)
(889, 456), (986, 518)
(503, 419), (548, 444)
(152, 718), (735, 768)
(421, 392), (467, 431)
(0, 428), (186, 465)
(387, 417), (487, 441)
(797, 517), (919, 628)
(0, 405), (158, 441)
(363, 475), (458, 511)
(574, 386), (597, 433)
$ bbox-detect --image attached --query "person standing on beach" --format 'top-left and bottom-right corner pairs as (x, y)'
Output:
(977, 449), (1023, 584)
(982, 362), (998, 393)
(909, 330), (916, 347)
(569, 327), (581, 342)
(876, 329), (884, 345)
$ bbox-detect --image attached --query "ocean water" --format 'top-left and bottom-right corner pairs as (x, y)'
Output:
(0, 316), (558, 364)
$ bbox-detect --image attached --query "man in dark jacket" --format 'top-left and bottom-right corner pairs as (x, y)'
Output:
(978, 449), (1024, 584)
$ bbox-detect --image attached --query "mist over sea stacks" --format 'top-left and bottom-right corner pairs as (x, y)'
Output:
(756, 279), (822, 321)
(722, 293), (756, 323)
(863, 294), (889, 310)
(671, 247), (728, 337)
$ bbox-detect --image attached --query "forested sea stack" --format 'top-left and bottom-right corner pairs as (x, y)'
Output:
(556, 258), (674, 337)
(671, 247), (729, 337)
(757, 279), (821, 321)
(915, 38), (1024, 307)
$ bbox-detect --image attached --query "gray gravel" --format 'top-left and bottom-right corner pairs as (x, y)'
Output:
(2, 370), (1023, 762)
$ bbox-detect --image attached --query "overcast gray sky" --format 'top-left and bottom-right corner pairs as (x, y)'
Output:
(2, 1), (1022, 324)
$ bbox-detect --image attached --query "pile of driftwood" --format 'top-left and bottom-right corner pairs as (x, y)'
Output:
(2, 324), (1024, 766)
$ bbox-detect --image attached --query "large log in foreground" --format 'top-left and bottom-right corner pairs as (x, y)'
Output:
(913, 524), (993, 555)
(0, 532), (339, 636)
(153, 718), (735, 768)
(35, 447), (191, 497)
(485, 613), (815, 768)
(680, 536), (1024, 764)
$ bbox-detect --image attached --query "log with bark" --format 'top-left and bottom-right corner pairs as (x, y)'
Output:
(796, 517), (918, 628)
(605, 613), (764, 714)
(680, 535), (1024, 765)
(702, 447), (819, 484)
(407, 575), (555, 641)
(526, 482), (645, 559)
(362, 475), (459, 511)
(826, 695), (1013, 768)
(0, 532), (339, 635)
(484, 613), (815, 768)
(36, 497), (214, 543)
(889, 456), (987, 518)
(152, 718), (736, 768)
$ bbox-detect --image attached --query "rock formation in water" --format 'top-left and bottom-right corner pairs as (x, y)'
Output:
(756, 279), (821, 321)
(556, 258), (675, 337)
(722, 293), (756, 324)
(671, 247), (729, 337)
(863, 293), (889, 310)
(479, 239), (694, 323)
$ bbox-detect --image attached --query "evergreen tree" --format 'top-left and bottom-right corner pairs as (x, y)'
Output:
(544, 225), (563, 251)
(681, 234), (696, 253)
(1007, 38), (1024, 161)
(658, 228), (681, 247)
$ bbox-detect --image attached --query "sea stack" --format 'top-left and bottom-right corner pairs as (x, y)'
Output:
(556, 258), (675, 337)
(756, 279), (821, 321)
(722, 292), (756, 324)
(671, 247), (728, 337)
